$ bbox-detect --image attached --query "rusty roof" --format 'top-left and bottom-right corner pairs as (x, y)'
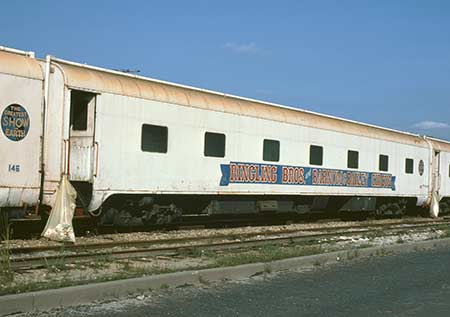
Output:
(0, 50), (43, 80)
(1, 47), (449, 152)
(48, 57), (450, 152)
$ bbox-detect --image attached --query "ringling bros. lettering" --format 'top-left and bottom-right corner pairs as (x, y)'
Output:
(220, 162), (396, 191)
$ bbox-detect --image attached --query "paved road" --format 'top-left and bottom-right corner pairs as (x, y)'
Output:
(48, 246), (450, 316)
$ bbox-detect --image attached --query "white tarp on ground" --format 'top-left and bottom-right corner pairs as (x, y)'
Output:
(430, 192), (440, 218)
(41, 175), (77, 243)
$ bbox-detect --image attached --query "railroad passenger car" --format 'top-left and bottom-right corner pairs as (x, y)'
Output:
(1, 46), (449, 226)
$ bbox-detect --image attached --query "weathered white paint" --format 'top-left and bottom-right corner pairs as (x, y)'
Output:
(0, 72), (43, 207)
(0, 47), (449, 216)
(88, 93), (432, 211)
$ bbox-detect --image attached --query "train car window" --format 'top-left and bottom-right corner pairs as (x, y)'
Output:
(141, 124), (168, 153)
(70, 90), (95, 131)
(347, 150), (359, 169)
(405, 158), (414, 174)
(310, 145), (323, 166)
(379, 154), (389, 172)
(448, 164), (450, 178)
(263, 139), (280, 162)
(204, 132), (226, 157)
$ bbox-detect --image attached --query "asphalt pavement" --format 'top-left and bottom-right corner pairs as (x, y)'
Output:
(39, 246), (450, 317)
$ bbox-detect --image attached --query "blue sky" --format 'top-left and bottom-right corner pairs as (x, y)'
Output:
(1, 1), (450, 140)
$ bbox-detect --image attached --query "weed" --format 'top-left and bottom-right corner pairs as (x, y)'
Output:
(198, 275), (210, 285)
(119, 262), (176, 278)
(128, 266), (150, 277)
(149, 265), (175, 275)
(122, 260), (132, 271)
(347, 250), (359, 260)
(357, 243), (373, 249)
(440, 227), (450, 238)
(88, 252), (113, 270)
(263, 263), (272, 274)
(375, 247), (388, 256)
(183, 247), (214, 258)
(160, 283), (169, 290)
(0, 211), (13, 284)
(44, 245), (69, 273)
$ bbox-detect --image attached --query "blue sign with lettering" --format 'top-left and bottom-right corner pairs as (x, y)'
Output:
(220, 161), (396, 191)
(1, 104), (30, 141)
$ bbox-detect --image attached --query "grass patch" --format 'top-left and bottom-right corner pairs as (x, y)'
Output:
(1, 276), (75, 296)
(0, 264), (180, 296)
(313, 259), (322, 267)
(346, 250), (359, 260)
(0, 211), (14, 285)
(8, 225), (441, 296)
(375, 247), (388, 256)
(356, 243), (374, 249)
(124, 264), (176, 277)
(264, 263), (272, 274)
(87, 252), (113, 270)
(213, 244), (323, 267)
(181, 247), (215, 258)
(198, 275), (210, 285)
(439, 226), (450, 238)
(0, 243), (326, 295)
(44, 245), (69, 273)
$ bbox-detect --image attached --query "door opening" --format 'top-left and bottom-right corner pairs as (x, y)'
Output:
(70, 90), (95, 131)
(68, 90), (97, 185)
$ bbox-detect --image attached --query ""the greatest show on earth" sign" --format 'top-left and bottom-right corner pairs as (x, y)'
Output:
(1, 104), (30, 142)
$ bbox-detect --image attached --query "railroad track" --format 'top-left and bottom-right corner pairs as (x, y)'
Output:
(8, 217), (449, 255)
(7, 218), (450, 271)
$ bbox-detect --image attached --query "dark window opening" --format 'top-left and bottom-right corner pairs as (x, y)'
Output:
(405, 158), (414, 174)
(263, 139), (280, 162)
(379, 154), (389, 172)
(448, 164), (450, 178)
(141, 124), (168, 153)
(347, 150), (359, 169)
(310, 145), (323, 166)
(204, 132), (226, 157)
(70, 90), (95, 131)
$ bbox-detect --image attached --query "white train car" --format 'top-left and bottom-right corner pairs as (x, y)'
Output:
(1, 46), (449, 225)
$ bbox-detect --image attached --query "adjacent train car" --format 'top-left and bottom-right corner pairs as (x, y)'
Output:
(1, 46), (449, 225)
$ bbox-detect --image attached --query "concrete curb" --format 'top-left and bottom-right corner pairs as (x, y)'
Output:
(2, 237), (450, 316)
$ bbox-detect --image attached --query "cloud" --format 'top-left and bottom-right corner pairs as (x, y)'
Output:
(412, 121), (450, 130)
(223, 42), (262, 54)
